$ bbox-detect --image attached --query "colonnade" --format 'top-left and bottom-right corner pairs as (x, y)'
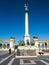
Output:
(33, 37), (49, 49)
(0, 37), (15, 50)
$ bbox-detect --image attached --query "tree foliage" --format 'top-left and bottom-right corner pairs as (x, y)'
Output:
(18, 40), (25, 46)
(31, 40), (35, 46)
(15, 45), (18, 49)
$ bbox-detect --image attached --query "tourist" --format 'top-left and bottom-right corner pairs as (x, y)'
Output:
(9, 48), (11, 54)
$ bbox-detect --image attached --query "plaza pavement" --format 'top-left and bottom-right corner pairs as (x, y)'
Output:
(0, 50), (9, 56)
(0, 51), (49, 65)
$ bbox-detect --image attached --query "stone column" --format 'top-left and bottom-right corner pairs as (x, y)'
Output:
(44, 42), (45, 49)
(6, 43), (7, 49)
(34, 39), (38, 48)
(33, 37), (38, 56)
(10, 37), (15, 50)
(2, 43), (4, 49)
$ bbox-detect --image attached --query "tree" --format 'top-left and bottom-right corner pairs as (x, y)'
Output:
(15, 45), (18, 49)
(18, 40), (22, 46)
(31, 40), (35, 46)
(18, 40), (25, 46)
(21, 40), (25, 46)
(26, 40), (29, 45)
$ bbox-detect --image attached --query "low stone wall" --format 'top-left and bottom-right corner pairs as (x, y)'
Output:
(17, 49), (36, 56)
(18, 46), (36, 50)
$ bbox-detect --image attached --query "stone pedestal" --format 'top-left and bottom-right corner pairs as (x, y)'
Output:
(24, 35), (30, 46)
(18, 46), (37, 56)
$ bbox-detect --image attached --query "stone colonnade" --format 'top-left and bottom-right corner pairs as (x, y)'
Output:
(33, 37), (49, 55)
(0, 43), (9, 49)
(33, 38), (49, 49)
(0, 37), (15, 50)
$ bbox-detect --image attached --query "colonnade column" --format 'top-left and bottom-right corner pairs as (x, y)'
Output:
(33, 38), (38, 48)
(2, 43), (4, 49)
(33, 37), (38, 56)
(10, 37), (15, 50)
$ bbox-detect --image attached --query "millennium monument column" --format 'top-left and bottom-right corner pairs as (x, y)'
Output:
(24, 4), (30, 46)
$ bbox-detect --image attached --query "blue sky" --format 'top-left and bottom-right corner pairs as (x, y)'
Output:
(0, 0), (49, 44)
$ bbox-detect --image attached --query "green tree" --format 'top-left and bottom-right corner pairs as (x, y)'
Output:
(18, 40), (22, 46)
(15, 45), (18, 49)
(31, 40), (35, 46)
(26, 40), (29, 45)
(21, 40), (25, 46)
(18, 40), (25, 46)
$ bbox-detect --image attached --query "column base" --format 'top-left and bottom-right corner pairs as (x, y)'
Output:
(24, 34), (30, 46)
